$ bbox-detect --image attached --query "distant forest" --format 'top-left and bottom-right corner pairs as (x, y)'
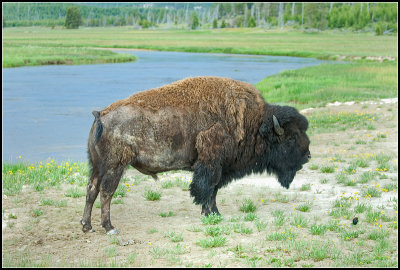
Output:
(2, 2), (398, 33)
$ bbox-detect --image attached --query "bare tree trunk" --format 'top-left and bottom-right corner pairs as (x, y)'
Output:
(278, 2), (284, 29)
(292, 2), (295, 16)
(360, 2), (363, 14)
(329, 2), (333, 13)
(367, 2), (369, 13)
(301, 2), (304, 28)
(372, 3), (375, 22)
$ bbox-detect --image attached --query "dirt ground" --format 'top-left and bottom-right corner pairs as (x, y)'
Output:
(2, 100), (398, 267)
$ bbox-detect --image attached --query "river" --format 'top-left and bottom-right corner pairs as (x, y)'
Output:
(3, 50), (326, 163)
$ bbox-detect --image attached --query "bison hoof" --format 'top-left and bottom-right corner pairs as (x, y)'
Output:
(81, 220), (94, 233)
(106, 228), (119, 235)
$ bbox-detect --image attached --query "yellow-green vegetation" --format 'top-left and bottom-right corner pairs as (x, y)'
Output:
(2, 27), (397, 68)
(256, 61), (397, 109)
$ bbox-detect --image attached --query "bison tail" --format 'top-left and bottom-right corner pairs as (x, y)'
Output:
(92, 110), (103, 144)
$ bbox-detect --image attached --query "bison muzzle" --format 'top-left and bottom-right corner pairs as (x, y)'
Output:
(81, 76), (311, 234)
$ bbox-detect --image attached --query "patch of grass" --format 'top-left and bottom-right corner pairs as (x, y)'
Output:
(186, 225), (203, 232)
(290, 214), (308, 228)
(111, 198), (123, 204)
(255, 220), (268, 232)
(204, 225), (231, 237)
(64, 187), (85, 198)
(165, 231), (183, 242)
(113, 184), (127, 198)
(273, 192), (289, 203)
(368, 229), (389, 240)
(272, 210), (286, 227)
(197, 236), (226, 248)
(309, 164), (319, 170)
(358, 171), (377, 183)
(8, 213), (17, 219)
(243, 212), (257, 221)
(296, 202), (312, 212)
(2, 160), (88, 196)
(147, 228), (158, 234)
(160, 180), (174, 189)
(365, 209), (382, 223)
(31, 209), (44, 217)
(240, 198), (257, 213)
(300, 183), (311, 191)
(233, 223), (253, 234)
(320, 178), (329, 184)
(310, 224), (328, 235)
(341, 229), (360, 241)
(320, 165), (335, 173)
(351, 158), (370, 168)
(361, 186), (382, 198)
(266, 229), (295, 241)
(143, 190), (161, 201)
(257, 60), (397, 111)
(174, 178), (190, 191)
(201, 213), (223, 225)
(40, 198), (55, 206)
(354, 203), (369, 213)
(159, 211), (175, 218)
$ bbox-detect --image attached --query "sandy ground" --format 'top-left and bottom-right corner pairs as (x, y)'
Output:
(2, 100), (398, 267)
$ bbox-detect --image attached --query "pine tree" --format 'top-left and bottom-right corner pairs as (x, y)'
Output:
(64, 6), (81, 29)
(190, 10), (199, 29)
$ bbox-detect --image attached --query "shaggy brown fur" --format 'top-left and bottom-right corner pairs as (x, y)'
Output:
(81, 76), (311, 234)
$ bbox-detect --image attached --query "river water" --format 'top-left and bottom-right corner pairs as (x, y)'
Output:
(3, 50), (326, 163)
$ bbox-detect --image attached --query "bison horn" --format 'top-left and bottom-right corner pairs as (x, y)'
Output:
(272, 115), (284, 136)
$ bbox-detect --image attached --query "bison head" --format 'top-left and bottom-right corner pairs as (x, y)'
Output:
(259, 105), (311, 189)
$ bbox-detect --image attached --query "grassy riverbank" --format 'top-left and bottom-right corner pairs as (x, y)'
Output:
(2, 27), (398, 68)
(256, 61), (398, 110)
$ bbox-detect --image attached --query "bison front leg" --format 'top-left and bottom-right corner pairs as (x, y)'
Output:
(201, 188), (220, 216)
(191, 123), (230, 215)
(99, 167), (125, 234)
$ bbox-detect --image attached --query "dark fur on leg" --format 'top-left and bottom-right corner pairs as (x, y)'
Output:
(190, 163), (214, 206)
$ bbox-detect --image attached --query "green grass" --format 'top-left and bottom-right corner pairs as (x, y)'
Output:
(143, 190), (161, 201)
(240, 198), (257, 213)
(3, 27), (397, 68)
(308, 110), (380, 134)
(310, 224), (328, 235)
(197, 236), (226, 249)
(2, 159), (88, 196)
(165, 231), (183, 242)
(256, 61), (397, 110)
(266, 229), (295, 241)
(201, 213), (223, 225)
(159, 211), (175, 218)
(3, 43), (136, 68)
(300, 183), (311, 191)
(64, 187), (85, 198)
(296, 202), (312, 212)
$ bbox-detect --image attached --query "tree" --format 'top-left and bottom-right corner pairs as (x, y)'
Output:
(190, 10), (199, 29)
(278, 2), (284, 28)
(212, 18), (218, 28)
(220, 19), (226, 28)
(248, 16), (256, 27)
(64, 6), (81, 29)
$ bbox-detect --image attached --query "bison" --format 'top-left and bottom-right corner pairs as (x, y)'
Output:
(81, 76), (311, 234)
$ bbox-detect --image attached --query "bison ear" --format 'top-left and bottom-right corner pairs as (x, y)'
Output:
(273, 115), (284, 136)
(258, 121), (270, 138)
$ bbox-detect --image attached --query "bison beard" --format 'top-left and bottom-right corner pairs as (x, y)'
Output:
(81, 76), (311, 234)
